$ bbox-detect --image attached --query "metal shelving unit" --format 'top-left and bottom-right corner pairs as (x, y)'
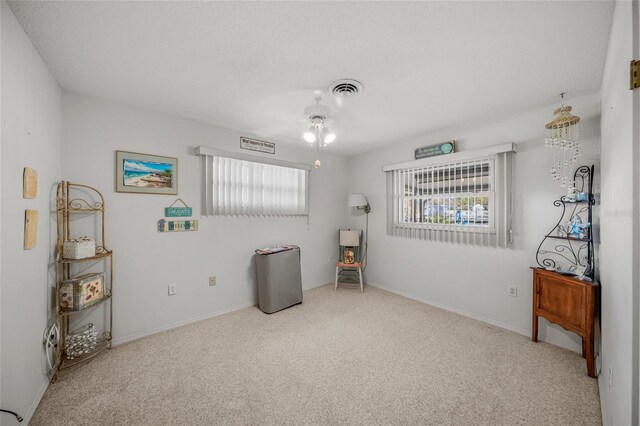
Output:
(51, 181), (113, 382)
(535, 165), (595, 280)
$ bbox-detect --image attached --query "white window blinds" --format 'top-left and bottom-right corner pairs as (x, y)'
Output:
(384, 144), (514, 247)
(197, 147), (310, 217)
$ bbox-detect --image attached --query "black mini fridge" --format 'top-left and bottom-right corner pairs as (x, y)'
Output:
(255, 246), (302, 314)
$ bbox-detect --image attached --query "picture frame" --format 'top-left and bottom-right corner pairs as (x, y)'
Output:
(116, 151), (178, 195)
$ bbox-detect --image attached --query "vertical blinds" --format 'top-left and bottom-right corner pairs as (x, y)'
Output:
(385, 152), (512, 247)
(200, 153), (309, 217)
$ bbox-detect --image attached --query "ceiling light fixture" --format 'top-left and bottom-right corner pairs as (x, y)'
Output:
(302, 93), (335, 168)
(303, 126), (316, 143)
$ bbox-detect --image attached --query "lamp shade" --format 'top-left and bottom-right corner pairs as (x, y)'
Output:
(323, 131), (336, 144)
(348, 193), (368, 207)
(339, 230), (360, 247)
(303, 126), (316, 143)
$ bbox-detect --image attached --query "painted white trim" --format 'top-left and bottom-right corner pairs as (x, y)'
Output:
(382, 142), (516, 172)
(367, 282), (581, 354)
(22, 379), (49, 425)
(195, 146), (311, 171)
(112, 281), (329, 347)
(111, 301), (257, 347)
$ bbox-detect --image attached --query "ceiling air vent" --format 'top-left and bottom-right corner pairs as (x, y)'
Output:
(329, 79), (364, 97)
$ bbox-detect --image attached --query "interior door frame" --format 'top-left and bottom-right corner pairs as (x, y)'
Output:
(633, 1), (640, 424)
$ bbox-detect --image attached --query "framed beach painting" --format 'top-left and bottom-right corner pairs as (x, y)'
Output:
(116, 151), (178, 195)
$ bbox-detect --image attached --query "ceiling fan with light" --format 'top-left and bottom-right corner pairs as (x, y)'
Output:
(303, 79), (363, 168)
(302, 91), (334, 168)
(303, 92), (336, 146)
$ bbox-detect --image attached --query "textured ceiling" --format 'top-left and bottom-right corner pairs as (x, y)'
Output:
(9, 1), (614, 156)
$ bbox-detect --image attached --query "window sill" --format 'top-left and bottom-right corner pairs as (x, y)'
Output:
(394, 223), (496, 234)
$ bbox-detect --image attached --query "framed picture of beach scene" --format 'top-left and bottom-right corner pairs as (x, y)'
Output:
(116, 151), (178, 195)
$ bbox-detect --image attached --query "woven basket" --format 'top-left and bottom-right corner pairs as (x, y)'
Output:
(63, 237), (96, 259)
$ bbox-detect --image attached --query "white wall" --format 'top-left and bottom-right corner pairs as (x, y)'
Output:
(347, 93), (602, 354)
(61, 91), (349, 344)
(599, 1), (636, 425)
(1, 2), (62, 424)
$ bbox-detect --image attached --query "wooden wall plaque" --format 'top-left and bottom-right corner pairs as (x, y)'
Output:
(157, 219), (198, 232)
(23, 168), (38, 199)
(24, 209), (38, 249)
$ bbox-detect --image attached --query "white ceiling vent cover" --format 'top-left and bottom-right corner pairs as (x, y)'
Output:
(329, 79), (364, 97)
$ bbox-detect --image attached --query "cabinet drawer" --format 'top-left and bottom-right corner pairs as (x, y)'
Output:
(537, 276), (585, 330)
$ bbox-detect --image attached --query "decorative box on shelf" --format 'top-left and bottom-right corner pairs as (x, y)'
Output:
(59, 273), (106, 312)
(63, 237), (96, 259)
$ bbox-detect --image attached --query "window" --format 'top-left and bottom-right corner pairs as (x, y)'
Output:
(399, 158), (494, 229)
(384, 144), (514, 247)
(197, 147), (310, 216)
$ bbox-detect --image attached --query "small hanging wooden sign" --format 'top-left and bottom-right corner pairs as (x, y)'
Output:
(158, 219), (198, 232)
(164, 198), (192, 217)
(23, 168), (38, 199)
(24, 209), (38, 249)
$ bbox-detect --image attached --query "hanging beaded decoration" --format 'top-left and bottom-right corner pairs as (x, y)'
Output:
(544, 94), (581, 194)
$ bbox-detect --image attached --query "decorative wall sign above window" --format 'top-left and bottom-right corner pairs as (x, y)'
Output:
(240, 137), (275, 155)
(415, 141), (456, 159)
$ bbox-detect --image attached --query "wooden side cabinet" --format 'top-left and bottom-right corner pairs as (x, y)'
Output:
(531, 267), (598, 377)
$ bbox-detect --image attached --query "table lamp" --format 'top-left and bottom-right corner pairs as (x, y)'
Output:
(339, 230), (360, 264)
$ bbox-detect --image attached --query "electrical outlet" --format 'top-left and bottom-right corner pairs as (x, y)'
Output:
(209, 276), (216, 287)
(168, 283), (177, 296)
(509, 286), (518, 297)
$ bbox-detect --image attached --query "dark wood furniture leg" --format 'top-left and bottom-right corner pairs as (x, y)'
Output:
(532, 285), (539, 342)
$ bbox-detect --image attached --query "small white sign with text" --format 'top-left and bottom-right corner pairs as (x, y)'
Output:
(240, 137), (275, 154)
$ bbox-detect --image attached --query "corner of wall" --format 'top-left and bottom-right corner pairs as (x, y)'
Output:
(597, 1), (637, 425)
(1, 2), (62, 422)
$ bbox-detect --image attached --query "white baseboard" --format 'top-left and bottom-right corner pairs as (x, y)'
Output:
(22, 378), (49, 425)
(367, 282), (581, 354)
(302, 280), (331, 291)
(111, 301), (256, 347)
(112, 281), (330, 347)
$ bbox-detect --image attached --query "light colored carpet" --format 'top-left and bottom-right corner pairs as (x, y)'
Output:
(31, 284), (601, 425)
